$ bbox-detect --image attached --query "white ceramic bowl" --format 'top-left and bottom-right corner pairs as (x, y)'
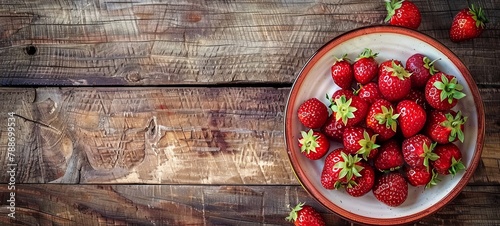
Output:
(284, 26), (485, 225)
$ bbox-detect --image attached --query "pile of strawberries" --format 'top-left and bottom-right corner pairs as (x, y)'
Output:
(296, 47), (468, 207)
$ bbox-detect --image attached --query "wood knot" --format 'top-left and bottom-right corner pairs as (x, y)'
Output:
(186, 12), (202, 23)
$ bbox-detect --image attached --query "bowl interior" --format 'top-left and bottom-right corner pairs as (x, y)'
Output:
(285, 26), (484, 224)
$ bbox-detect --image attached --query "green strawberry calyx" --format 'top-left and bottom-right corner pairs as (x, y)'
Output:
(423, 57), (440, 75)
(333, 152), (364, 188)
(421, 142), (439, 172)
(357, 131), (380, 160)
(442, 111), (468, 142)
(356, 48), (378, 60)
(469, 4), (489, 29)
(299, 129), (320, 154)
(329, 95), (357, 126)
(384, 0), (404, 22)
(375, 105), (400, 132)
(334, 53), (350, 64)
(425, 169), (441, 189)
(384, 61), (412, 80)
(449, 157), (466, 177)
(285, 202), (304, 222)
(433, 74), (466, 104)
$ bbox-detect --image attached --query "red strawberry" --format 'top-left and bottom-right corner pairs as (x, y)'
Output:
(346, 161), (375, 197)
(425, 110), (467, 144)
(331, 55), (354, 90)
(378, 60), (412, 102)
(321, 115), (347, 142)
(366, 99), (399, 141)
(297, 98), (329, 129)
(402, 134), (439, 170)
(353, 48), (379, 85)
(405, 166), (439, 188)
(321, 148), (344, 189)
(343, 127), (380, 160)
(328, 94), (369, 127)
(286, 203), (326, 226)
(298, 130), (330, 160)
(356, 82), (381, 105)
(404, 88), (430, 110)
(331, 151), (365, 188)
(328, 89), (354, 102)
(396, 100), (426, 138)
(406, 53), (439, 88)
(372, 172), (408, 207)
(384, 0), (421, 29)
(374, 139), (404, 172)
(425, 72), (466, 110)
(432, 143), (466, 176)
(450, 4), (489, 42)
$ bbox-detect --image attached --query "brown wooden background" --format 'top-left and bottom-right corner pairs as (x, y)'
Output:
(0, 0), (499, 225)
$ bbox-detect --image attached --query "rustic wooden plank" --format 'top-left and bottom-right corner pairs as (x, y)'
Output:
(0, 184), (498, 226)
(0, 0), (498, 86)
(0, 87), (499, 185)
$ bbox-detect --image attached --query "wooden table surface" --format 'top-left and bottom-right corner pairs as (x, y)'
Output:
(0, 0), (499, 225)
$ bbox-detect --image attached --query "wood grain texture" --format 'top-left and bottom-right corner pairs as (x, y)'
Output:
(0, 0), (498, 86)
(0, 184), (498, 226)
(0, 87), (499, 185)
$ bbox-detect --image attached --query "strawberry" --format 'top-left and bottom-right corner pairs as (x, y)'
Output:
(402, 134), (439, 170)
(396, 100), (426, 138)
(374, 139), (404, 172)
(366, 99), (399, 141)
(432, 143), (466, 176)
(297, 98), (329, 129)
(353, 48), (379, 85)
(425, 110), (467, 144)
(404, 88), (430, 110)
(298, 130), (330, 160)
(450, 4), (489, 42)
(327, 94), (369, 127)
(372, 172), (408, 207)
(405, 165), (439, 188)
(343, 127), (380, 160)
(286, 202), (326, 226)
(321, 115), (347, 142)
(321, 148), (344, 189)
(384, 0), (421, 29)
(331, 55), (354, 90)
(378, 60), (412, 102)
(406, 53), (439, 88)
(346, 161), (375, 197)
(355, 82), (381, 105)
(328, 89), (354, 102)
(331, 151), (365, 188)
(425, 72), (466, 110)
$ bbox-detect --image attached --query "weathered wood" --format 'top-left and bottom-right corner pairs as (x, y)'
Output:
(0, 0), (498, 86)
(0, 87), (499, 185)
(0, 184), (498, 226)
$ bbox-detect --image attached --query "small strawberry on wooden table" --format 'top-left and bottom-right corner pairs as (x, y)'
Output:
(286, 202), (325, 226)
(450, 4), (489, 42)
(384, 0), (421, 29)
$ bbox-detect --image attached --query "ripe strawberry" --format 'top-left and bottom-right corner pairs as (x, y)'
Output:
(404, 88), (430, 110)
(353, 48), (379, 85)
(405, 165), (439, 188)
(331, 151), (365, 188)
(321, 148), (344, 189)
(450, 4), (489, 42)
(432, 143), (465, 176)
(286, 203), (326, 226)
(297, 98), (329, 129)
(378, 60), (412, 102)
(396, 100), (426, 138)
(374, 139), (404, 172)
(343, 127), (380, 160)
(327, 89), (354, 102)
(355, 82), (381, 105)
(321, 115), (347, 142)
(402, 134), (439, 170)
(425, 110), (467, 144)
(384, 0), (421, 29)
(373, 172), (408, 207)
(298, 130), (330, 160)
(327, 94), (369, 127)
(346, 161), (375, 197)
(425, 72), (466, 110)
(331, 55), (354, 90)
(366, 99), (399, 141)
(406, 53), (439, 88)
